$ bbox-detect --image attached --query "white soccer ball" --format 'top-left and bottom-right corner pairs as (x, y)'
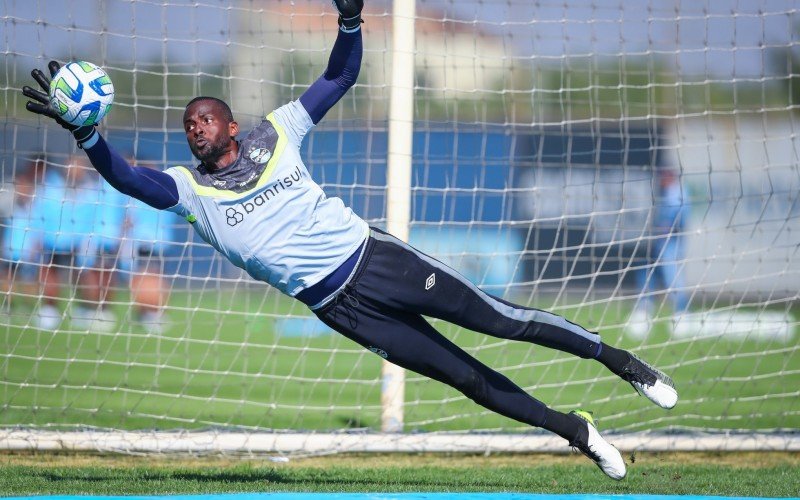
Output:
(48, 61), (114, 127)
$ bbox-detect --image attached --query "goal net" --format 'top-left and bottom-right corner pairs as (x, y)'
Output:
(1, 0), (798, 455)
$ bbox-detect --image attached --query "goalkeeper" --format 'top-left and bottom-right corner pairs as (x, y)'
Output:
(22, 0), (676, 481)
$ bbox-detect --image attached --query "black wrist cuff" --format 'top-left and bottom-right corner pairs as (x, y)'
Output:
(338, 14), (363, 32)
(73, 126), (97, 149)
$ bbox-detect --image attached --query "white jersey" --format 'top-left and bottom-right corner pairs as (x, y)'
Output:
(165, 100), (369, 297)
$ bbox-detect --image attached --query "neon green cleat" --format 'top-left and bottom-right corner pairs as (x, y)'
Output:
(569, 410), (627, 480)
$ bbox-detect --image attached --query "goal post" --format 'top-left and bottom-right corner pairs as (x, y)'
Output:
(0, 0), (798, 456)
(382, 0), (417, 433)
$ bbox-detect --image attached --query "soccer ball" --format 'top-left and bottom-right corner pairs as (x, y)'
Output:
(48, 61), (114, 127)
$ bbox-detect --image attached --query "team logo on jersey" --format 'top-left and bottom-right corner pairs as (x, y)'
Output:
(425, 273), (436, 290)
(226, 207), (244, 226)
(248, 147), (272, 164)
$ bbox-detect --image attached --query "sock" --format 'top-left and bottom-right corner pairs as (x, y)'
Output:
(542, 407), (585, 443)
(595, 342), (631, 377)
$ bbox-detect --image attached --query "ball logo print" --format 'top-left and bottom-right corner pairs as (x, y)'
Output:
(48, 61), (114, 127)
(225, 207), (244, 226)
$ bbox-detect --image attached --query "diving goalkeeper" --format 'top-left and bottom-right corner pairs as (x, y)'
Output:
(22, 0), (676, 480)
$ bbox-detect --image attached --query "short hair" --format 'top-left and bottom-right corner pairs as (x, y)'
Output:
(185, 96), (234, 122)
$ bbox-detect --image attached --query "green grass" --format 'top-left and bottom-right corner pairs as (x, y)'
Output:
(1, 289), (798, 433)
(1, 452), (799, 496)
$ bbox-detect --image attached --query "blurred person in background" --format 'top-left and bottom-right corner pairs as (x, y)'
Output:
(90, 161), (130, 329)
(31, 155), (121, 331)
(1, 156), (47, 314)
(124, 160), (177, 334)
(626, 168), (690, 339)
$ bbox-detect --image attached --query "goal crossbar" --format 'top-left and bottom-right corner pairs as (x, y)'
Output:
(2, 430), (798, 454)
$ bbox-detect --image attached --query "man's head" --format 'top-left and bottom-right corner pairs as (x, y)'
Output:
(183, 96), (239, 167)
(16, 155), (46, 201)
(65, 154), (92, 187)
(659, 168), (678, 189)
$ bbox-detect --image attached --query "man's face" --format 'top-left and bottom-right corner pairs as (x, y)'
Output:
(183, 100), (238, 164)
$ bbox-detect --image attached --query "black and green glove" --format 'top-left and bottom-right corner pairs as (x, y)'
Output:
(332, 0), (363, 32)
(21, 60), (97, 148)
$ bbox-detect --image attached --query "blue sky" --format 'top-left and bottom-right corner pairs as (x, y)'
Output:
(2, 0), (798, 78)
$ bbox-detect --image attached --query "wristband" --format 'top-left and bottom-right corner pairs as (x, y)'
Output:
(74, 126), (98, 149)
(338, 14), (363, 33)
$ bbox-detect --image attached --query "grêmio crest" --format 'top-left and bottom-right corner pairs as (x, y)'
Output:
(248, 147), (272, 164)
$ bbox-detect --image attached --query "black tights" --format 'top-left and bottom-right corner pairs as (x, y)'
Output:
(315, 229), (617, 439)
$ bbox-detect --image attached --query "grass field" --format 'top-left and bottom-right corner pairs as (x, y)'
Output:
(1, 452), (799, 496)
(1, 289), (798, 434)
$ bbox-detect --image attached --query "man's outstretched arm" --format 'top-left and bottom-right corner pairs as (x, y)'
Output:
(82, 134), (179, 210)
(21, 61), (179, 210)
(299, 0), (364, 124)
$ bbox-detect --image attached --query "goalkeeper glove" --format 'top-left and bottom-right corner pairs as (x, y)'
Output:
(21, 60), (97, 149)
(332, 0), (363, 32)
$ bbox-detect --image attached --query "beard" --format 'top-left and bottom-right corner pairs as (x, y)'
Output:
(191, 136), (230, 164)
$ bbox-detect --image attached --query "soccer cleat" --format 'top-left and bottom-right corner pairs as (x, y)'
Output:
(620, 353), (678, 409)
(35, 304), (61, 330)
(71, 306), (116, 333)
(138, 310), (167, 335)
(569, 410), (626, 480)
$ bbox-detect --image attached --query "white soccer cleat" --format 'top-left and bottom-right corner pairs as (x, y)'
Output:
(96, 309), (117, 333)
(138, 310), (167, 335)
(621, 353), (678, 410)
(71, 306), (116, 333)
(35, 304), (61, 330)
(569, 410), (626, 481)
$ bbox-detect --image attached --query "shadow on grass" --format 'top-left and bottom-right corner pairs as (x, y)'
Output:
(32, 466), (512, 490)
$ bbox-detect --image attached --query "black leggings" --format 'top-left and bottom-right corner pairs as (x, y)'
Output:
(313, 228), (602, 428)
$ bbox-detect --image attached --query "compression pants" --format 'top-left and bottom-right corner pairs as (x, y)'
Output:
(313, 228), (602, 428)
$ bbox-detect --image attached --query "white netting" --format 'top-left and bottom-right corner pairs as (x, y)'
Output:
(0, 0), (798, 453)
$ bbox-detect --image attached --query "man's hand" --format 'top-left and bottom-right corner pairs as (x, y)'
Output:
(333, 0), (363, 32)
(22, 61), (74, 129)
(21, 60), (97, 147)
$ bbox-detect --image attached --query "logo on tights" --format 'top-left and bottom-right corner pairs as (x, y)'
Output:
(425, 273), (436, 290)
(368, 346), (388, 359)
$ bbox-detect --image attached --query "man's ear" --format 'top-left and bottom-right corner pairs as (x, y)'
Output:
(229, 120), (239, 138)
